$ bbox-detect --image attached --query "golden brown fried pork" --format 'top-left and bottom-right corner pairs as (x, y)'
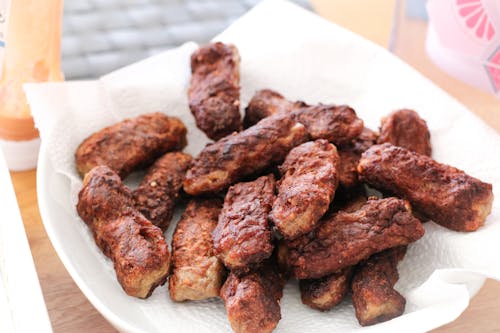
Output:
(189, 42), (242, 140)
(183, 113), (308, 195)
(292, 104), (364, 146)
(300, 267), (353, 311)
(75, 113), (187, 178)
(376, 110), (432, 221)
(76, 166), (134, 223)
(169, 198), (225, 302)
(358, 143), (494, 231)
(298, 192), (366, 311)
(243, 90), (364, 145)
(220, 262), (284, 333)
(76, 166), (170, 298)
(352, 247), (407, 326)
(286, 197), (424, 279)
(99, 212), (170, 298)
(213, 175), (276, 272)
(243, 89), (306, 128)
(133, 152), (192, 230)
(378, 109), (432, 156)
(270, 139), (340, 239)
(338, 149), (361, 190)
(338, 190), (408, 325)
(337, 128), (378, 190)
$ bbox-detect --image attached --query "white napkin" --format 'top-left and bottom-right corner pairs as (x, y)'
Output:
(25, 0), (500, 332)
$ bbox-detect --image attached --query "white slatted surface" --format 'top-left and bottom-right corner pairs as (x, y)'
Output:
(0, 149), (52, 333)
(62, 0), (310, 79)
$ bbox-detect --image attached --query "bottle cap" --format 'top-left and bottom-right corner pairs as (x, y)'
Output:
(0, 137), (40, 171)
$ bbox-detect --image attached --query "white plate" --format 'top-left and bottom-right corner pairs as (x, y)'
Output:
(36, 142), (487, 333)
(34, 1), (500, 332)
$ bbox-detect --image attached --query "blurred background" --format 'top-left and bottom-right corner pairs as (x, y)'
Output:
(59, 0), (499, 132)
(61, 0), (311, 79)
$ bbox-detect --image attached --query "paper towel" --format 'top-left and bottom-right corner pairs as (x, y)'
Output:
(25, 0), (500, 332)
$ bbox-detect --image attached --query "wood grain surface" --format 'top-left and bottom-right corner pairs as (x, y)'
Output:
(8, 2), (500, 332)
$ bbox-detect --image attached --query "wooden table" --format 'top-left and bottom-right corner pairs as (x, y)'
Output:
(9, 1), (500, 332)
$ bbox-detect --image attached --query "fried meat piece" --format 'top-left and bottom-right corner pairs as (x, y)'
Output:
(75, 113), (187, 178)
(220, 263), (284, 333)
(377, 110), (432, 221)
(189, 42), (242, 140)
(358, 144), (494, 231)
(293, 104), (364, 145)
(378, 109), (432, 156)
(183, 113), (308, 195)
(213, 175), (276, 272)
(338, 149), (361, 190)
(133, 152), (192, 230)
(243, 90), (364, 145)
(76, 166), (170, 298)
(298, 191), (366, 310)
(337, 128), (378, 190)
(243, 89), (306, 128)
(286, 197), (424, 279)
(270, 139), (340, 239)
(97, 212), (170, 298)
(352, 247), (407, 326)
(76, 165), (134, 224)
(169, 198), (225, 302)
(300, 267), (353, 311)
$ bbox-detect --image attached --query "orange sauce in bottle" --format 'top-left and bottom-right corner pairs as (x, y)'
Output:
(0, 0), (63, 142)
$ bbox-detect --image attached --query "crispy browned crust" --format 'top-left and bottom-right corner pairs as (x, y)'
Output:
(338, 149), (361, 190)
(183, 113), (309, 195)
(286, 197), (424, 279)
(169, 198), (226, 302)
(243, 89), (306, 128)
(75, 113), (187, 178)
(358, 143), (494, 231)
(220, 263), (284, 333)
(243, 90), (364, 146)
(132, 152), (192, 230)
(76, 166), (170, 298)
(270, 140), (340, 239)
(352, 247), (407, 326)
(337, 128), (379, 190)
(293, 104), (364, 146)
(378, 109), (432, 156)
(98, 212), (170, 298)
(300, 267), (353, 311)
(376, 110), (431, 221)
(213, 175), (276, 272)
(76, 165), (134, 224)
(352, 127), (380, 153)
(189, 42), (242, 140)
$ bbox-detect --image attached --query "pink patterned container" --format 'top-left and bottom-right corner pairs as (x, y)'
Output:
(426, 0), (500, 95)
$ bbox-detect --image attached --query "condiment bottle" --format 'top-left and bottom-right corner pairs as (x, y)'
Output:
(0, 0), (63, 170)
